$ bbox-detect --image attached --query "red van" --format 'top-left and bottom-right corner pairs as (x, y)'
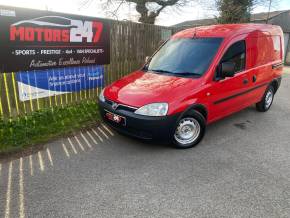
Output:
(99, 24), (284, 149)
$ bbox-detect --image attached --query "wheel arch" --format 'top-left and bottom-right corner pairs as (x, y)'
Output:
(180, 104), (208, 121)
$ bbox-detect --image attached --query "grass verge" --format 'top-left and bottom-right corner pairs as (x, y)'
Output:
(0, 100), (100, 154)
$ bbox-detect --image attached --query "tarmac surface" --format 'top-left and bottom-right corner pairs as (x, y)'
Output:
(0, 69), (290, 217)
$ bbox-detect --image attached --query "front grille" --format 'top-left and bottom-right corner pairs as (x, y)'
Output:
(105, 98), (137, 112)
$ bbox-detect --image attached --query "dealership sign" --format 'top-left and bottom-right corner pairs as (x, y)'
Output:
(17, 65), (104, 101)
(0, 5), (110, 72)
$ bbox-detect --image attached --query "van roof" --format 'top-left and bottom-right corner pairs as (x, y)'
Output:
(172, 24), (282, 39)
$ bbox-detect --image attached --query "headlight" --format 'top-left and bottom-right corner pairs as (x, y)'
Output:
(99, 89), (105, 102)
(135, 103), (168, 116)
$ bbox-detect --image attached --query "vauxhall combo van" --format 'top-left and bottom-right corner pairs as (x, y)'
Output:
(99, 24), (283, 149)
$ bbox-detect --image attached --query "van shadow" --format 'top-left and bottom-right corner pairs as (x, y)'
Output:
(113, 105), (263, 150)
(114, 132), (170, 150)
(201, 105), (265, 144)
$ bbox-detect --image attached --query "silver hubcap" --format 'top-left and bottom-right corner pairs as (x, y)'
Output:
(174, 118), (200, 145)
(265, 89), (273, 109)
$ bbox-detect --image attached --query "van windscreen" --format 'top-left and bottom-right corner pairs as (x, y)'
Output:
(146, 37), (223, 77)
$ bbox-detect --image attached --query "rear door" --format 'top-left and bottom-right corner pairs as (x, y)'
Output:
(206, 39), (252, 122)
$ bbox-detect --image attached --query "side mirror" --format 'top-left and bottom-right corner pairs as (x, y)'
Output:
(220, 62), (235, 78)
(145, 56), (150, 63)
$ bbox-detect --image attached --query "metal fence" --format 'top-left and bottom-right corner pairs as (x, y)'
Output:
(0, 20), (175, 120)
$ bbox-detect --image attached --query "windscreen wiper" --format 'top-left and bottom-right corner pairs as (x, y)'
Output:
(149, 69), (174, 74)
(176, 72), (201, 77)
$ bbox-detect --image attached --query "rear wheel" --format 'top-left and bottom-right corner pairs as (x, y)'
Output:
(173, 111), (206, 149)
(256, 85), (274, 112)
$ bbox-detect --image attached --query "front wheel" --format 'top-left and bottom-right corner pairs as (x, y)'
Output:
(172, 111), (206, 149)
(256, 85), (274, 112)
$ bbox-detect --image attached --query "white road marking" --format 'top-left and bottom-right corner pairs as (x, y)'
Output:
(5, 161), (13, 218)
(38, 151), (44, 171)
(29, 155), (33, 176)
(67, 138), (78, 154)
(0, 163), (2, 177)
(86, 131), (98, 144)
(92, 129), (103, 142)
(101, 123), (114, 136)
(98, 127), (109, 139)
(62, 143), (70, 157)
(46, 148), (53, 166)
(74, 136), (85, 151)
(80, 133), (92, 149)
(19, 158), (25, 218)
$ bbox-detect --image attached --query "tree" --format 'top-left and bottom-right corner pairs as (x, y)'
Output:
(129, 0), (189, 24)
(215, 0), (274, 23)
(80, 0), (191, 24)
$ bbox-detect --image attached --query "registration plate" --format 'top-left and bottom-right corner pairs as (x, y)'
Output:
(105, 110), (126, 125)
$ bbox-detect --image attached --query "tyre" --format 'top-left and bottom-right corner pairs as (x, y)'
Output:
(172, 110), (206, 149)
(256, 85), (275, 112)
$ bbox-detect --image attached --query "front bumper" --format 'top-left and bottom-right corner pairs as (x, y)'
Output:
(98, 100), (180, 140)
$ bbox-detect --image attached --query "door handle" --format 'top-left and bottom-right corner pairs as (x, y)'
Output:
(243, 79), (248, 84)
(253, 75), (257, 82)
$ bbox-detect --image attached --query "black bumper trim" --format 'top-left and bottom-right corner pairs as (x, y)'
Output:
(99, 100), (180, 141)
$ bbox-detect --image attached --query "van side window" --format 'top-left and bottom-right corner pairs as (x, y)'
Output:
(221, 40), (246, 73)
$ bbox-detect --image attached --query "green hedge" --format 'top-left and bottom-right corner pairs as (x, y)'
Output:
(0, 100), (100, 153)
